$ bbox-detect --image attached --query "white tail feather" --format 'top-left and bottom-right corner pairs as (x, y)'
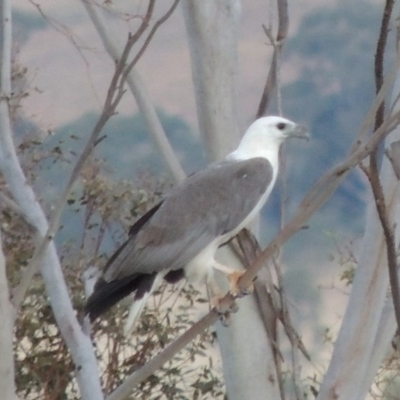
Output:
(123, 273), (163, 336)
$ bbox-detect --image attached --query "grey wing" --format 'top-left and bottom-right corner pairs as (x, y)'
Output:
(103, 157), (273, 281)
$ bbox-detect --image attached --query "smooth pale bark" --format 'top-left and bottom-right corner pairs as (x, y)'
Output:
(0, 232), (18, 400)
(182, 0), (241, 161)
(82, 0), (185, 184)
(317, 72), (400, 400)
(182, 2), (280, 399)
(0, 2), (22, 398)
(0, 73), (105, 400)
(0, 1), (103, 398)
(216, 246), (281, 400)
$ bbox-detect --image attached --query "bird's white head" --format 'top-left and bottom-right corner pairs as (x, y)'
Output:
(228, 116), (308, 162)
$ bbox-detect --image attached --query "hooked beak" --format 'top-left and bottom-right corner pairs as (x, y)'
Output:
(290, 124), (309, 141)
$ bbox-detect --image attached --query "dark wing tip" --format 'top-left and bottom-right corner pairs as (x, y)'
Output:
(84, 273), (157, 322)
(84, 276), (138, 321)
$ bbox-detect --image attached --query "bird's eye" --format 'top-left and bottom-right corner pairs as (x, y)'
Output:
(277, 122), (286, 130)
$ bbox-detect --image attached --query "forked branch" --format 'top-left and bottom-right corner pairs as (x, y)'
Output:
(361, 0), (400, 333)
(12, 0), (181, 309)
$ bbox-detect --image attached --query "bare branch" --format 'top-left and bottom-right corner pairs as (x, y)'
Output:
(364, 0), (400, 333)
(122, 0), (181, 79)
(273, 258), (305, 400)
(12, 1), (159, 309)
(385, 140), (400, 179)
(83, 0), (186, 183)
(237, 109), (400, 293)
(0, 191), (27, 220)
(1, 1), (105, 398)
(374, 0), (394, 130)
(106, 311), (219, 400)
(256, 0), (289, 118)
(11, 231), (42, 308)
(105, 105), (400, 400)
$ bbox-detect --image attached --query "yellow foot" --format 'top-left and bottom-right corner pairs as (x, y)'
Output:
(228, 270), (254, 297)
(210, 296), (239, 327)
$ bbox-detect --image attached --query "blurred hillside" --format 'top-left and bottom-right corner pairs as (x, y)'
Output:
(12, 0), (388, 336)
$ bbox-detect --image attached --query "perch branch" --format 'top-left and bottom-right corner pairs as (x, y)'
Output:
(108, 105), (400, 399)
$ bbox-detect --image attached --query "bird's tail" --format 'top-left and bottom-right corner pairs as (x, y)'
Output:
(85, 273), (156, 323)
(123, 273), (163, 336)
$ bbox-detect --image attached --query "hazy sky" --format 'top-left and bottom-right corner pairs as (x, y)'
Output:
(13, 0), (320, 132)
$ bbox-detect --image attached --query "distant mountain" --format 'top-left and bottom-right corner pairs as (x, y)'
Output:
(269, 0), (385, 236)
(32, 110), (206, 249)
(48, 110), (206, 180)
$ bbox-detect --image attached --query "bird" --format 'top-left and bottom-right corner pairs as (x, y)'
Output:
(85, 116), (308, 334)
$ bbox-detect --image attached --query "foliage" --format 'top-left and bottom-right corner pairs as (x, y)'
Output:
(2, 130), (223, 399)
(4, 1), (400, 399)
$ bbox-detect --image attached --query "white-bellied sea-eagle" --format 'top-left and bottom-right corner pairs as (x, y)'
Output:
(85, 116), (308, 334)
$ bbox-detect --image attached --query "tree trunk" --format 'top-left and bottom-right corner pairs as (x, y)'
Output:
(0, 2), (21, 397)
(182, 2), (280, 399)
(0, 1), (103, 398)
(182, 0), (241, 161)
(0, 232), (18, 400)
(317, 69), (400, 400)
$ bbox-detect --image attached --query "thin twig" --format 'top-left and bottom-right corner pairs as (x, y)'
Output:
(122, 0), (181, 79)
(256, 0), (289, 118)
(231, 230), (285, 398)
(106, 311), (220, 400)
(83, 0), (186, 182)
(237, 109), (400, 293)
(273, 258), (306, 400)
(255, 3), (289, 393)
(106, 107), (400, 399)
(12, 1), (159, 310)
(374, 0), (394, 131)
(364, 0), (400, 333)
(0, 191), (28, 221)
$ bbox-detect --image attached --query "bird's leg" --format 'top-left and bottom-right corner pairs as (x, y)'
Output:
(213, 262), (254, 297)
(206, 275), (224, 309)
(206, 273), (238, 326)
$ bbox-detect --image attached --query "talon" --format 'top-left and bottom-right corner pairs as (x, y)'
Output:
(210, 296), (222, 310)
(230, 301), (239, 314)
(215, 306), (234, 327)
(228, 271), (254, 297)
(227, 270), (245, 297)
(210, 298), (238, 327)
(219, 311), (232, 327)
(239, 281), (254, 297)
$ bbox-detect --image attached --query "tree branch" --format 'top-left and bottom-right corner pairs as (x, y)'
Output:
(272, 258), (305, 400)
(374, 0), (394, 130)
(12, 1), (159, 310)
(82, 0), (186, 183)
(106, 311), (220, 400)
(364, 0), (400, 333)
(104, 104), (400, 400)
(0, 1), (103, 398)
(256, 0), (289, 118)
(360, 163), (400, 332)
(0, 191), (28, 221)
(122, 0), (181, 81)
(237, 109), (400, 292)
